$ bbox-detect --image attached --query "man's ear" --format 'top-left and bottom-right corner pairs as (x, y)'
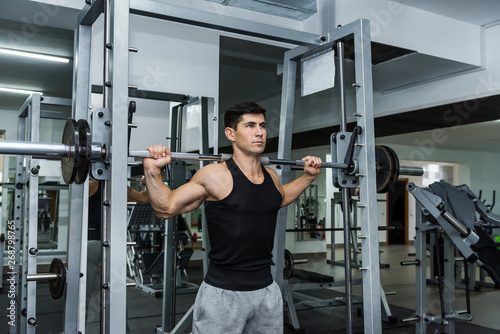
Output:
(225, 127), (236, 142)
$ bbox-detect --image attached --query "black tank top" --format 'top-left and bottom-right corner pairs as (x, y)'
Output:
(204, 158), (282, 291)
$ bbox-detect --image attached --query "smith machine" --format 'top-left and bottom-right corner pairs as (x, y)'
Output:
(273, 20), (423, 334)
(0, 1), (426, 334)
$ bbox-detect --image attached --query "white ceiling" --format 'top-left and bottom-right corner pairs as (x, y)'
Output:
(0, 0), (499, 153)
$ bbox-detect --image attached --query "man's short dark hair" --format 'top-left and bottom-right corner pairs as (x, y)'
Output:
(224, 102), (266, 129)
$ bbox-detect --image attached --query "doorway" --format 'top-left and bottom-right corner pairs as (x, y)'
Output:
(387, 179), (408, 245)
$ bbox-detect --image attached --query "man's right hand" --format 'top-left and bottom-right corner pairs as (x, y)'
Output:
(142, 145), (172, 170)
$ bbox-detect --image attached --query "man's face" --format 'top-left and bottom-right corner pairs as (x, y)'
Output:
(226, 113), (266, 156)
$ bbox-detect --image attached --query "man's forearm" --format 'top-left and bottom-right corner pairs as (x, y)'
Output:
(143, 166), (173, 216)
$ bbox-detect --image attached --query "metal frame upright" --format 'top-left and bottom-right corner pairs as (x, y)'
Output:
(274, 20), (382, 333)
(10, 94), (72, 334)
(16, 94), (41, 334)
(413, 207), (463, 334)
(67, 6), (92, 334)
(70, 1), (131, 333)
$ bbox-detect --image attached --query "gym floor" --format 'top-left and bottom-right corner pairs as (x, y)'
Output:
(1, 244), (499, 333)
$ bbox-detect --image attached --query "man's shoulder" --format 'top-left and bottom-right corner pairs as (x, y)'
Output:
(196, 162), (232, 199)
(197, 162), (228, 177)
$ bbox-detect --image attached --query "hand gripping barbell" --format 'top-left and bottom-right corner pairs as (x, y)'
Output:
(0, 118), (423, 192)
(26, 258), (66, 300)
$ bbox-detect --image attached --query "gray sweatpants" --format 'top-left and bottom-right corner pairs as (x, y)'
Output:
(192, 281), (283, 334)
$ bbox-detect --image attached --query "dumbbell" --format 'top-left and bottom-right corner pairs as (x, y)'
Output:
(26, 258), (66, 300)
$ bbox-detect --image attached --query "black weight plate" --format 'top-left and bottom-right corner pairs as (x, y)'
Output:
(75, 119), (92, 184)
(284, 249), (294, 279)
(128, 100), (136, 152)
(375, 146), (393, 193)
(61, 119), (79, 184)
(49, 258), (66, 300)
(384, 145), (400, 192)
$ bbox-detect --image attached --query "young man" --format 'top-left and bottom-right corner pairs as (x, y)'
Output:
(143, 102), (322, 334)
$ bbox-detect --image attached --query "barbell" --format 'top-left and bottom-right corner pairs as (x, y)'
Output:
(26, 258), (66, 300)
(0, 118), (423, 192)
(283, 249), (308, 280)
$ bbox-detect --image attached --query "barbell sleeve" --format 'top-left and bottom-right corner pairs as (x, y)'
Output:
(399, 165), (424, 176)
(401, 316), (420, 323)
(26, 273), (59, 282)
(0, 140), (70, 157)
(400, 260), (421, 266)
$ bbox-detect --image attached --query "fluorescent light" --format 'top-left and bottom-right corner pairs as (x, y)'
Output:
(0, 87), (43, 95)
(0, 48), (70, 63)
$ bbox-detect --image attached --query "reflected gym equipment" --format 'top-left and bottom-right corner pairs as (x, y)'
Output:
(25, 258), (66, 300)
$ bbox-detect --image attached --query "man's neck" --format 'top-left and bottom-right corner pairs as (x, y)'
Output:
(232, 151), (263, 177)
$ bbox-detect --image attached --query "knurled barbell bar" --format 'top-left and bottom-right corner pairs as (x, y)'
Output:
(0, 118), (423, 192)
(25, 258), (66, 300)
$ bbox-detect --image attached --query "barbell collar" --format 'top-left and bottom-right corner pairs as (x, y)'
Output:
(91, 142), (105, 161)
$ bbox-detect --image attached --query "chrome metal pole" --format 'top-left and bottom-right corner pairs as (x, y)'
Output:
(399, 166), (425, 176)
(26, 274), (59, 282)
(0, 140), (70, 157)
(100, 1), (111, 332)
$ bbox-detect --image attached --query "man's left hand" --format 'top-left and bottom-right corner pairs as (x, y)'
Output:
(302, 156), (322, 177)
